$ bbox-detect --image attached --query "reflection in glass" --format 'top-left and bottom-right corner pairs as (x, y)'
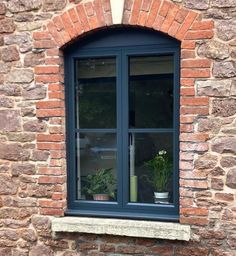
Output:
(75, 58), (116, 128)
(76, 133), (117, 201)
(129, 55), (174, 128)
(129, 133), (173, 204)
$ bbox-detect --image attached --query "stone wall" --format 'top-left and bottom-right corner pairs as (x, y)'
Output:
(0, 0), (235, 255)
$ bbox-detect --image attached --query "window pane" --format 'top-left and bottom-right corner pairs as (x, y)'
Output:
(75, 58), (116, 128)
(76, 133), (117, 201)
(129, 133), (173, 204)
(129, 55), (174, 128)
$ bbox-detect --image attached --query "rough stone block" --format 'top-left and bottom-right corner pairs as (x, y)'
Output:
(226, 168), (236, 189)
(7, 0), (42, 13)
(1, 46), (20, 62)
(7, 69), (34, 83)
(0, 143), (30, 161)
(42, 0), (66, 11)
(217, 20), (236, 41)
(197, 80), (232, 97)
(212, 137), (236, 154)
(0, 110), (21, 132)
(23, 84), (47, 100)
(212, 98), (236, 117)
(0, 18), (15, 33)
(197, 40), (230, 60)
(184, 0), (209, 10)
(0, 175), (18, 195)
(12, 163), (36, 176)
(213, 61), (236, 78)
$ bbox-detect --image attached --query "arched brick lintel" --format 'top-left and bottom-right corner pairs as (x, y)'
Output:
(34, 0), (215, 224)
(33, 0), (214, 50)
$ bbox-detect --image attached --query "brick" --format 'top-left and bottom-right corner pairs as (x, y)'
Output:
(39, 167), (64, 176)
(102, 0), (111, 12)
(138, 11), (148, 26)
(39, 200), (65, 208)
(40, 208), (64, 216)
(45, 58), (61, 65)
(146, 0), (162, 27)
(159, 1), (172, 17)
(130, 0), (142, 25)
(180, 106), (209, 115)
(180, 115), (195, 123)
(68, 8), (79, 23)
(35, 75), (63, 83)
(191, 20), (214, 30)
(38, 176), (65, 184)
(180, 97), (209, 106)
(180, 216), (209, 226)
(141, 0), (151, 11)
(168, 21), (180, 37)
(181, 40), (196, 49)
(61, 12), (77, 39)
(33, 32), (51, 41)
(36, 109), (65, 118)
(53, 16), (64, 31)
(176, 12), (198, 40)
(185, 30), (214, 40)
(161, 5), (179, 33)
(151, 246), (174, 255)
(37, 143), (64, 150)
(181, 69), (210, 78)
(33, 40), (57, 49)
(76, 4), (90, 31)
(36, 101), (64, 109)
(48, 84), (64, 91)
(48, 92), (64, 99)
(84, 2), (94, 16)
(180, 142), (209, 152)
(37, 134), (64, 142)
(35, 66), (60, 75)
(153, 15), (165, 30)
(175, 8), (188, 23)
(52, 193), (64, 200)
(47, 21), (64, 46)
(180, 124), (194, 132)
(94, 0), (105, 26)
(181, 78), (195, 86)
(180, 87), (195, 96)
(181, 50), (195, 59)
(181, 59), (211, 68)
(124, 0), (133, 10)
(180, 208), (208, 216)
(180, 133), (209, 142)
(88, 15), (99, 29)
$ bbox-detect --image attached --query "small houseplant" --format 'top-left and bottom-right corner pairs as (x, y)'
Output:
(144, 150), (173, 203)
(82, 168), (116, 201)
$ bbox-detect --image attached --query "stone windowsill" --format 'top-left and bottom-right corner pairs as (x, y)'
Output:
(51, 217), (191, 241)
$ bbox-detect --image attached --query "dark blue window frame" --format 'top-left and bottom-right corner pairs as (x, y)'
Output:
(64, 28), (180, 221)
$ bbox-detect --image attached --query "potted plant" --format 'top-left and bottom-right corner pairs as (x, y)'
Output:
(82, 168), (116, 201)
(144, 150), (173, 203)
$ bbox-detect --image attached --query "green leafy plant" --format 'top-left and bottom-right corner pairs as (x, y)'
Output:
(82, 168), (116, 197)
(144, 150), (173, 192)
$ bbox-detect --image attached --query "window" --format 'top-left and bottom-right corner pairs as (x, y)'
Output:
(65, 28), (180, 221)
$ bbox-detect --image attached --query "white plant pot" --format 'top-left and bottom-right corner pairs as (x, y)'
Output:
(154, 192), (169, 204)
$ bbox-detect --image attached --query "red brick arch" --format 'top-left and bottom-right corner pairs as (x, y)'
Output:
(33, 0), (214, 225)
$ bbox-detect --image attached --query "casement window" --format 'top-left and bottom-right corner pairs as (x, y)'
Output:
(65, 27), (180, 221)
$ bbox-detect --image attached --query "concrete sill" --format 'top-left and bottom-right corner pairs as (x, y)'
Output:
(52, 217), (191, 241)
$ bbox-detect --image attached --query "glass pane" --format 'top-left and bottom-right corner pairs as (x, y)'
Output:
(76, 133), (117, 201)
(129, 55), (174, 128)
(75, 58), (116, 128)
(129, 133), (173, 204)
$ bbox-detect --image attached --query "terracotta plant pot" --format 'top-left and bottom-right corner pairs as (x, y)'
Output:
(154, 192), (169, 204)
(93, 194), (109, 201)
